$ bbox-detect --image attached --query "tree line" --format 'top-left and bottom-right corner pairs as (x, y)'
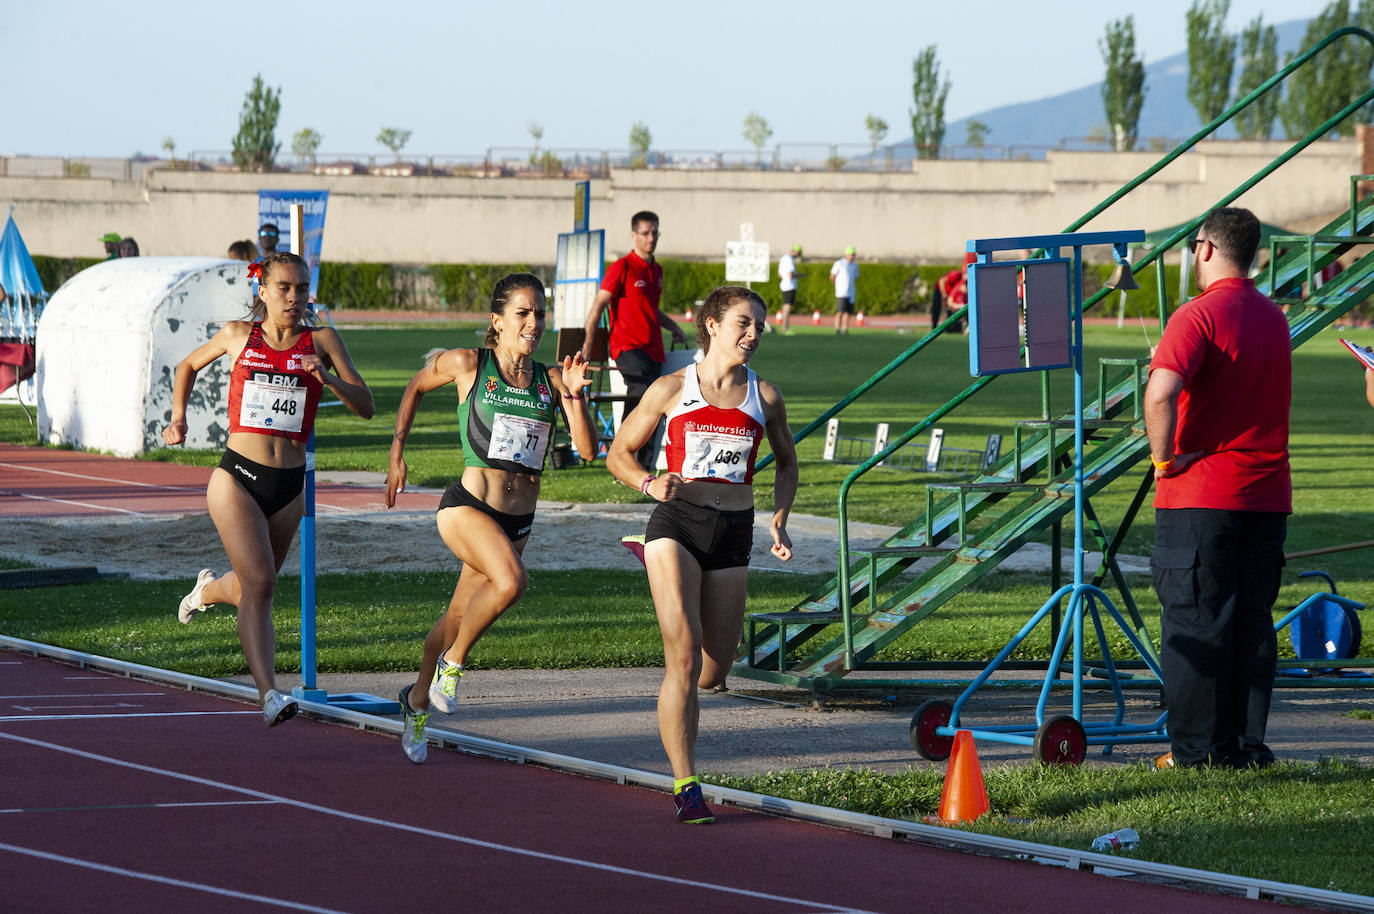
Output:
(907, 0), (1374, 156)
(213, 1), (1374, 174)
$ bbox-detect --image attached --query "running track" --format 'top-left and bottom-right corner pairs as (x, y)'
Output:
(0, 443), (437, 518)
(0, 649), (1319, 914)
(0, 444), (1343, 911)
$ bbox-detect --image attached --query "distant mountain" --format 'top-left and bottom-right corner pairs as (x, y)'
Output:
(915, 17), (1313, 153)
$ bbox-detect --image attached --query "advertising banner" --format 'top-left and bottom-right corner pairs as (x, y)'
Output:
(257, 190), (329, 299)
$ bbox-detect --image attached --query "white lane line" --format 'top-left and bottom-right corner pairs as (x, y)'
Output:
(0, 730), (877, 914)
(3, 799), (282, 814)
(11, 492), (148, 516)
(12, 703), (144, 711)
(0, 711), (257, 722)
(0, 842), (352, 914)
(0, 693), (164, 699)
(0, 462), (374, 516)
(0, 462), (204, 492)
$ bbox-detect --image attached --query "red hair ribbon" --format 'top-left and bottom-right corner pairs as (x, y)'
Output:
(247, 261), (262, 279)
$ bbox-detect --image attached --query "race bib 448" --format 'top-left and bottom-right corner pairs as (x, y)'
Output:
(239, 378), (305, 433)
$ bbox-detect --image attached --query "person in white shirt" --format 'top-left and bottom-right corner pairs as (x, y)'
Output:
(777, 244), (802, 333)
(829, 246), (859, 334)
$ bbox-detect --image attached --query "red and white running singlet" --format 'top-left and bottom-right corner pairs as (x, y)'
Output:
(226, 322), (323, 443)
(663, 364), (767, 485)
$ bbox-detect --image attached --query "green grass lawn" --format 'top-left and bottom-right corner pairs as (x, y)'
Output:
(5, 318), (1373, 659)
(714, 758), (1374, 897)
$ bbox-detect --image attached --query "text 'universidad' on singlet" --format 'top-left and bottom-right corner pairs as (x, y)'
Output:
(664, 364), (766, 484)
(459, 348), (559, 474)
(227, 322), (324, 443)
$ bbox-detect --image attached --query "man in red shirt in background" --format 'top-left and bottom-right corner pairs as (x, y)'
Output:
(1144, 207), (1291, 770)
(933, 252), (976, 332)
(583, 210), (687, 469)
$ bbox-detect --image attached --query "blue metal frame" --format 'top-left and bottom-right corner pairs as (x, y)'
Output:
(941, 230), (1166, 757)
(293, 432), (399, 714)
(967, 257), (1073, 376)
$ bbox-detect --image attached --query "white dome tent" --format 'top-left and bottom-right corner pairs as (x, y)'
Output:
(37, 257), (253, 456)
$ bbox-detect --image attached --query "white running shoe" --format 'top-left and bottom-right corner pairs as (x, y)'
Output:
(262, 689), (299, 728)
(399, 684), (429, 764)
(428, 656), (463, 714)
(178, 569), (216, 624)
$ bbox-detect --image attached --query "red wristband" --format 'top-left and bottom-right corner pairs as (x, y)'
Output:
(641, 475), (657, 495)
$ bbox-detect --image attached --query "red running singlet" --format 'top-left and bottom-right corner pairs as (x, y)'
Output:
(663, 364), (766, 485)
(226, 322), (324, 443)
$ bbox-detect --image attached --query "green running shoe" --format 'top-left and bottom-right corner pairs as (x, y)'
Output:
(428, 656), (463, 714)
(399, 684), (430, 764)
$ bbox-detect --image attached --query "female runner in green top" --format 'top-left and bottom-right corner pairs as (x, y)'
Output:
(385, 273), (596, 763)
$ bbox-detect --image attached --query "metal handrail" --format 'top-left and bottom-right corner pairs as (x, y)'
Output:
(814, 27), (1374, 667)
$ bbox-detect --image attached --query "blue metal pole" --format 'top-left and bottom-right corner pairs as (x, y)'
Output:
(1072, 243), (1087, 721)
(301, 430), (317, 691)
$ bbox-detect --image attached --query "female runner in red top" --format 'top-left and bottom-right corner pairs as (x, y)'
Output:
(606, 285), (798, 823)
(162, 252), (374, 726)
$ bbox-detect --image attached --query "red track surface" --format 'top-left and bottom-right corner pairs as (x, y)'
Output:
(0, 443), (436, 518)
(0, 445), (1332, 912)
(1, 650), (1317, 914)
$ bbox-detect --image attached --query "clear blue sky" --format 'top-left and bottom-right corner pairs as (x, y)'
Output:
(5, 0), (1339, 159)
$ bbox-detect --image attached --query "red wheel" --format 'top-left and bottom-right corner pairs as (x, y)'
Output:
(1033, 715), (1087, 765)
(911, 700), (955, 761)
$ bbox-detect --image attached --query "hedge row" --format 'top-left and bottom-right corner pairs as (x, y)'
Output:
(317, 258), (946, 316)
(27, 255), (1362, 322)
(32, 256), (103, 293)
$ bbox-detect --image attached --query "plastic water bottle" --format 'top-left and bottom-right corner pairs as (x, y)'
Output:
(1092, 828), (1140, 852)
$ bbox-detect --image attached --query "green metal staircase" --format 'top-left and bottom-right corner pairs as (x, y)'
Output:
(733, 27), (1374, 693)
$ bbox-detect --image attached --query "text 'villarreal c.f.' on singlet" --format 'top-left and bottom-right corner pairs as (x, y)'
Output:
(226, 322), (324, 442)
(663, 364), (767, 484)
(459, 348), (559, 474)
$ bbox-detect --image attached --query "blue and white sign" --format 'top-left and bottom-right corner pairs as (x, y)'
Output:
(257, 190), (329, 299)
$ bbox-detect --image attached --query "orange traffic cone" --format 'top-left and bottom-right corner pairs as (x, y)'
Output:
(811, 310), (821, 325)
(856, 310), (865, 326)
(938, 730), (989, 823)
(685, 307), (693, 322)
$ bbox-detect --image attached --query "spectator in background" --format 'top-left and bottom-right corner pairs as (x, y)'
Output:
(227, 240), (259, 262)
(581, 210), (688, 470)
(258, 223), (280, 256)
(777, 244), (802, 334)
(101, 232), (121, 260)
(828, 246), (859, 334)
(118, 237), (140, 258)
(934, 252), (976, 332)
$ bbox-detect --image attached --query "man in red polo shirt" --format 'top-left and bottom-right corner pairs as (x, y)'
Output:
(583, 210), (687, 468)
(1144, 206), (1291, 770)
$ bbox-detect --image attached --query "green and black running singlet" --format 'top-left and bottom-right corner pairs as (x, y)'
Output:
(459, 348), (559, 474)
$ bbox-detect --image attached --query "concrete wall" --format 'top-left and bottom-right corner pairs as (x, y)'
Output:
(3, 138), (1363, 267)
